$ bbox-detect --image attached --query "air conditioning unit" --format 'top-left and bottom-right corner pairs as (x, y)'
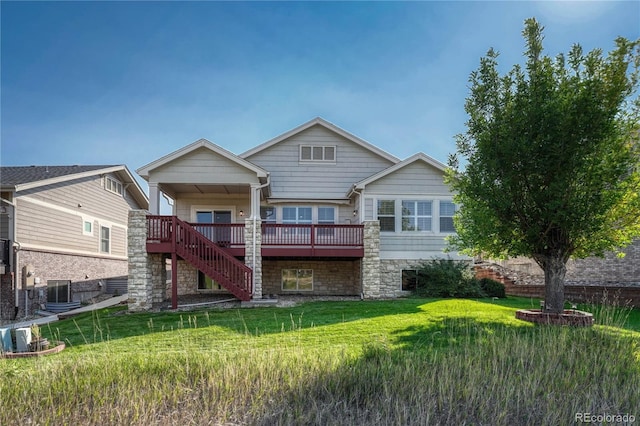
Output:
(15, 327), (31, 352)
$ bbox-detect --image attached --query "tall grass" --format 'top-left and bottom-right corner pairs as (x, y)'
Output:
(1, 298), (638, 425)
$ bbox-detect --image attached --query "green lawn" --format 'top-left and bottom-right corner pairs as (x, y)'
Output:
(2, 297), (639, 425)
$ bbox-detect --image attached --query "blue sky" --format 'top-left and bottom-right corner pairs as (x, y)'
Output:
(2, 1), (639, 187)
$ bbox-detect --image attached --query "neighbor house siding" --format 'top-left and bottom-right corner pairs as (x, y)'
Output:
(14, 175), (130, 258)
(150, 147), (261, 185)
(245, 125), (395, 199)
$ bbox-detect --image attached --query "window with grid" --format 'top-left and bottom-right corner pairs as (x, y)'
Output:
(282, 269), (313, 291)
(105, 176), (123, 195)
(439, 201), (457, 233)
(100, 226), (110, 253)
(377, 200), (396, 232)
(317, 207), (335, 238)
(402, 200), (432, 231)
(300, 145), (336, 162)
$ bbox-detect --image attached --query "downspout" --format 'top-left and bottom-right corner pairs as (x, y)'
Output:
(349, 186), (365, 299)
(252, 174), (270, 297)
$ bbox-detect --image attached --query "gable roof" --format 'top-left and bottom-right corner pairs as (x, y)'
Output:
(240, 117), (400, 163)
(136, 138), (269, 180)
(0, 165), (149, 209)
(352, 152), (448, 191)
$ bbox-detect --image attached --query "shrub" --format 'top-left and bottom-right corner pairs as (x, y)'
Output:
(479, 278), (506, 298)
(414, 259), (485, 298)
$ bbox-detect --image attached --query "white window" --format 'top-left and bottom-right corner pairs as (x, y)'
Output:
(100, 226), (110, 253)
(83, 220), (93, 236)
(439, 201), (457, 233)
(282, 269), (313, 291)
(299, 145), (336, 162)
(105, 176), (123, 195)
(318, 207), (335, 224)
(377, 200), (396, 232)
(283, 207), (312, 224)
(402, 200), (432, 231)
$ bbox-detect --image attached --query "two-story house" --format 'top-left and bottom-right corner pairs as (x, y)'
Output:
(128, 118), (465, 310)
(0, 165), (148, 320)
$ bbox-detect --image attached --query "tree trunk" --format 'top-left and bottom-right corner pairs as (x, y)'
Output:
(537, 254), (567, 314)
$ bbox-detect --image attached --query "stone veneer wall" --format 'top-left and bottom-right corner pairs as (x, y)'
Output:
(262, 259), (361, 296)
(128, 210), (166, 312)
(245, 218), (262, 299)
(379, 259), (429, 298)
(362, 221), (381, 298)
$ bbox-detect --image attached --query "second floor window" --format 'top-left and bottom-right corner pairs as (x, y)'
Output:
(100, 226), (110, 253)
(283, 207), (312, 224)
(402, 200), (432, 231)
(377, 200), (396, 232)
(105, 176), (123, 195)
(439, 201), (457, 233)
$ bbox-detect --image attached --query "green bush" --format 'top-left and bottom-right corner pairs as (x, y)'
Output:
(479, 278), (506, 298)
(414, 259), (485, 298)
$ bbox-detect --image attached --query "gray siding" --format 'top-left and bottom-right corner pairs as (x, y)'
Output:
(14, 174), (132, 257)
(364, 161), (450, 195)
(151, 147), (260, 184)
(245, 125), (395, 199)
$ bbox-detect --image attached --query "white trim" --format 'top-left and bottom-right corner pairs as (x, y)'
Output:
(18, 242), (128, 260)
(240, 117), (399, 163)
(99, 224), (111, 254)
(380, 251), (470, 260)
(137, 138), (268, 179)
(190, 205), (238, 223)
(14, 165), (148, 209)
(372, 196), (456, 236)
(82, 219), (93, 236)
(353, 153), (448, 191)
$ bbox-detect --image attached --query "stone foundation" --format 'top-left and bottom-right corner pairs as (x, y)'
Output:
(262, 259), (360, 296)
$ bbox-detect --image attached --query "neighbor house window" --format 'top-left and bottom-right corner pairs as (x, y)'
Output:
(282, 269), (313, 291)
(300, 145), (336, 162)
(401, 270), (418, 291)
(439, 201), (457, 233)
(100, 226), (110, 253)
(377, 200), (396, 232)
(402, 200), (432, 231)
(105, 176), (123, 195)
(47, 280), (71, 303)
(83, 220), (93, 236)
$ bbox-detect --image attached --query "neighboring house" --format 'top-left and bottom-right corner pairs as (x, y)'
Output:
(128, 117), (466, 310)
(0, 165), (149, 320)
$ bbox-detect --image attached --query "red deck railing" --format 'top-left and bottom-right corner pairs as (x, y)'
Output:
(261, 224), (363, 247)
(146, 216), (252, 301)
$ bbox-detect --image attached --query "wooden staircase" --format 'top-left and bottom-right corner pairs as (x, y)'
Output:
(147, 216), (253, 301)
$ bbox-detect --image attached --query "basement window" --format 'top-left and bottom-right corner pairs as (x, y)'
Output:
(47, 280), (71, 303)
(401, 270), (418, 291)
(282, 269), (313, 291)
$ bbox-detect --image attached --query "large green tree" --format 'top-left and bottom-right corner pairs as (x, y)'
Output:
(448, 18), (640, 314)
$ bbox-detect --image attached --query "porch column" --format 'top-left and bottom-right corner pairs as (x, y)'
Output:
(249, 183), (260, 219)
(362, 220), (381, 299)
(148, 182), (160, 215)
(245, 217), (262, 299)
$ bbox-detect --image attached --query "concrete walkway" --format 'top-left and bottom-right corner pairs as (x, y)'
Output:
(5, 294), (128, 330)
